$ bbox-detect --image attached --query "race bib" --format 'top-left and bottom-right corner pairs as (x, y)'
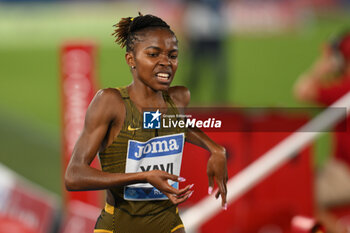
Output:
(124, 133), (184, 201)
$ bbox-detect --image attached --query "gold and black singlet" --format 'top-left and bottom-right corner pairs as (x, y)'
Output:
(98, 87), (186, 217)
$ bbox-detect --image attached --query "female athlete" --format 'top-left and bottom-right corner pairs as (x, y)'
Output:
(65, 13), (228, 233)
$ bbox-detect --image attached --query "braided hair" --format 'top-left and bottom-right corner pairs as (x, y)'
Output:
(112, 13), (177, 52)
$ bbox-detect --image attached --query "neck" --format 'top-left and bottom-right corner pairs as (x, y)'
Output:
(127, 81), (166, 109)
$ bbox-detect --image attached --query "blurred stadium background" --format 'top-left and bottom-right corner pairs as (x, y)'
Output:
(0, 0), (350, 232)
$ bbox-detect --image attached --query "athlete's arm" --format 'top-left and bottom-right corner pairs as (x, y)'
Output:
(65, 88), (140, 190)
(169, 86), (228, 209)
(65, 88), (191, 204)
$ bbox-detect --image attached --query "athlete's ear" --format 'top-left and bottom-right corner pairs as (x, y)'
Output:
(125, 52), (136, 68)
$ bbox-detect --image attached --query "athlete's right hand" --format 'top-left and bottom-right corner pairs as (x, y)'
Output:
(145, 170), (194, 205)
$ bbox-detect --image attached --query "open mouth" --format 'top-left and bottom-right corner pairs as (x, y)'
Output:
(155, 72), (171, 82)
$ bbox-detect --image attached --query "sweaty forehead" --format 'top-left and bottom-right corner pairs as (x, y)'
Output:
(134, 28), (177, 50)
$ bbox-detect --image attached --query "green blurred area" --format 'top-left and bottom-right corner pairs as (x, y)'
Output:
(0, 4), (349, 197)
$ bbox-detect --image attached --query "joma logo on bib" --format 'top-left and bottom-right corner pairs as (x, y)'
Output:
(124, 133), (184, 201)
(128, 134), (183, 160)
(134, 140), (179, 159)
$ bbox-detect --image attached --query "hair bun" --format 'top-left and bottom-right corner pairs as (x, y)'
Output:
(112, 13), (174, 51)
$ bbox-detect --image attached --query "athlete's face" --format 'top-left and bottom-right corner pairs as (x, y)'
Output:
(127, 28), (178, 91)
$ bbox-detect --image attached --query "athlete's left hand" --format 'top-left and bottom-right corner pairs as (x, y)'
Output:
(207, 148), (228, 210)
(145, 170), (194, 205)
(165, 184), (194, 205)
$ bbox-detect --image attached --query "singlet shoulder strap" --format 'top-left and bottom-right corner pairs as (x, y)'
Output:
(115, 86), (133, 114)
(116, 86), (136, 113)
(162, 90), (179, 114)
(162, 90), (187, 136)
(115, 87), (142, 130)
(116, 86), (130, 99)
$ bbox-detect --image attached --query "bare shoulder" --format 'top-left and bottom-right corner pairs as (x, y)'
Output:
(87, 88), (125, 122)
(168, 86), (191, 108)
(93, 88), (124, 107)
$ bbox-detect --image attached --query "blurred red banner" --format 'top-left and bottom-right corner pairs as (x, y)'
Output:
(60, 42), (101, 208)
